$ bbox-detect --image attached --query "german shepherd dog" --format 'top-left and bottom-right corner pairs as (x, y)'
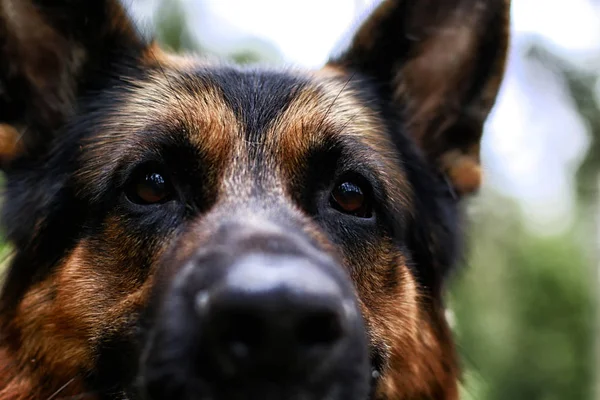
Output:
(0, 0), (510, 399)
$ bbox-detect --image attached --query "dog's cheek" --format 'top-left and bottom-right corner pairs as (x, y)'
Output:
(14, 274), (93, 383)
(356, 257), (458, 400)
(14, 224), (162, 380)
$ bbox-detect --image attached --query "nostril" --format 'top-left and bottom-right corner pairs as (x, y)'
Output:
(215, 311), (266, 358)
(296, 310), (344, 347)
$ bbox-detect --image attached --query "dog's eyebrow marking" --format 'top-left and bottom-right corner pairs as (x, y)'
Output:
(264, 73), (413, 211)
(75, 64), (239, 202)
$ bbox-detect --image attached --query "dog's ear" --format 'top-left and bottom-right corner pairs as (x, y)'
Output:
(328, 0), (510, 195)
(0, 0), (147, 165)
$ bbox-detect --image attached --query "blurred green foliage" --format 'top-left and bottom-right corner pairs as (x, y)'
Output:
(154, 0), (198, 53)
(152, 0), (277, 65)
(454, 192), (595, 400)
(451, 43), (600, 400)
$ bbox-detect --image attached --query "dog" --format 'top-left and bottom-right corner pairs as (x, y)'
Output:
(0, 0), (510, 399)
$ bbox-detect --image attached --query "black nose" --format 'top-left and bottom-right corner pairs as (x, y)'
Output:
(194, 254), (355, 379)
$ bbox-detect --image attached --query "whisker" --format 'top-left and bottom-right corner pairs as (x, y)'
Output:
(46, 377), (76, 400)
(316, 72), (356, 134)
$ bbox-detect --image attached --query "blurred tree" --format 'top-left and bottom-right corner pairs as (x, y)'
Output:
(455, 41), (599, 400)
(526, 45), (600, 210)
(154, 0), (200, 53)
(153, 0), (279, 65)
(453, 191), (594, 400)
(529, 41), (600, 399)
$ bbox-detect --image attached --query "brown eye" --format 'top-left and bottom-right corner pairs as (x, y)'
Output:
(330, 180), (372, 218)
(127, 171), (172, 205)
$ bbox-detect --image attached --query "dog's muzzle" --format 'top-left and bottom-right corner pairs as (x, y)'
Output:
(140, 221), (370, 400)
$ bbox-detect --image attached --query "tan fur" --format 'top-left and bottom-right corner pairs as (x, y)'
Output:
(441, 147), (483, 195)
(0, 124), (22, 163)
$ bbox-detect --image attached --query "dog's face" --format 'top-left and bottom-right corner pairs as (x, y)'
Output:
(0, 1), (509, 399)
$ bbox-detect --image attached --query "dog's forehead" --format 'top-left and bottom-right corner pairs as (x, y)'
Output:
(76, 64), (411, 206)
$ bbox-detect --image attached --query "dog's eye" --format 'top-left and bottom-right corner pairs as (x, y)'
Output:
(126, 170), (173, 205)
(330, 179), (372, 218)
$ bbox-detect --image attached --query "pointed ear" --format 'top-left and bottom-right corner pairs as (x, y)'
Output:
(328, 0), (510, 195)
(0, 0), (148, 165)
